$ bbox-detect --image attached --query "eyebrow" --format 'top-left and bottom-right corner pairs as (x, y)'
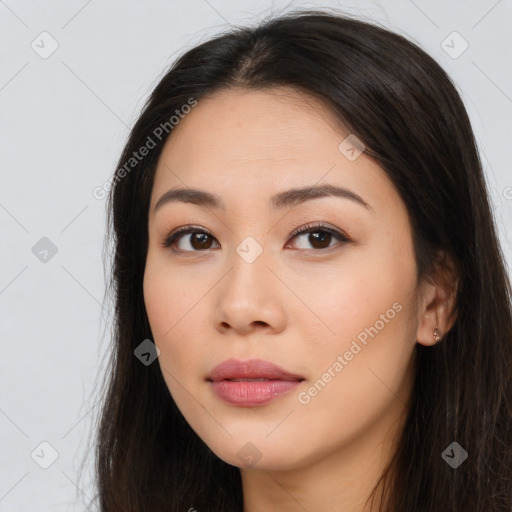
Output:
(153, 184), (372, 213)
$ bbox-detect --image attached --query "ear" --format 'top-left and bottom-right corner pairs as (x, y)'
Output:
(416, 251), (458, 346)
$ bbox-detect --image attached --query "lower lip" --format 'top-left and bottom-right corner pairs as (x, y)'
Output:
(209, 380), (302, 406)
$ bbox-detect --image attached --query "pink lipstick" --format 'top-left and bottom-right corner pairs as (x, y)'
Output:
(206, 358), (305, 407)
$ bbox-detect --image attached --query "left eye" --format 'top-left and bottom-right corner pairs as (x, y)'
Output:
(289, 224), (350, 251)
(162, 223), (350, 253)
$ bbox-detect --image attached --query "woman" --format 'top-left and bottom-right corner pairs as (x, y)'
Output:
(90, 9), (512, 512)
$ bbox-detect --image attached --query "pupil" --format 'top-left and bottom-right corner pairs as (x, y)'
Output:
(192, 233), (211, 250)
(310, 231), (330, 249)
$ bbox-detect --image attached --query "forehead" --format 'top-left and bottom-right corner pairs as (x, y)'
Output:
(155, 86), (345, 168)
(150, 86), (397, 217)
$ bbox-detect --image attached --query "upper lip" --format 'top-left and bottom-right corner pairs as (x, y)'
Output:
(207, 358), (305, 382)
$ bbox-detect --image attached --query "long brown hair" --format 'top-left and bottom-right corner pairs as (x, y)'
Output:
(84, 8), (512, 511)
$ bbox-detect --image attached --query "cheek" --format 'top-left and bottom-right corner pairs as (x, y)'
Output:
(143, 259), (209, 383)
(304, 242), (415, 341)
(293, 279), (416, 455)
(300, 234), (418, 395)
(143, 256), (198, 338)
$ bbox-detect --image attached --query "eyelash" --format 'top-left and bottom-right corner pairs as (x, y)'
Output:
(161, 222), (351, 254)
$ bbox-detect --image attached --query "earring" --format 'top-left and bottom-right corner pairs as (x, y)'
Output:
(433, 326), (441, 342)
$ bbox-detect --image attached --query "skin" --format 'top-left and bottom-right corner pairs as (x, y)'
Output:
(143, 86), (457, 512)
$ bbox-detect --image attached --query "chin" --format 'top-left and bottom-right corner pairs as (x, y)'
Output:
(205, 436), (307, 471)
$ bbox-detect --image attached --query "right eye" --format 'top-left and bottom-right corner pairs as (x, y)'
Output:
(161, 226), (220, 252)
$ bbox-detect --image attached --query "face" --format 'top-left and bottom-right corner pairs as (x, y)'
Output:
(143, 86), (421, 471)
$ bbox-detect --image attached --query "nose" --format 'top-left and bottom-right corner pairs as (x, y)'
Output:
(211, 246), (288, 336)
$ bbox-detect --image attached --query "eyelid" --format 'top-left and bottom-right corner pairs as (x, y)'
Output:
(287, 222), (348, 241)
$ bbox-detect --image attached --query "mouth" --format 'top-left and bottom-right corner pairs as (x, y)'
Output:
(206, 358), (305, 382)
(206, 358), (305, 407)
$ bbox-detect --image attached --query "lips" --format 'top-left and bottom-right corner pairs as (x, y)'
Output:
(207, 358), (305, 407)
(206, 358), (305, 382)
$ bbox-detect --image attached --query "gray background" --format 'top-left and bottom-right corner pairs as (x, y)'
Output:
(1, 0), (511, 510)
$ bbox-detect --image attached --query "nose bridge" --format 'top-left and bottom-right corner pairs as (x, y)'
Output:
(226, 234), (272, 302)
(212, 232), (286, 333)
